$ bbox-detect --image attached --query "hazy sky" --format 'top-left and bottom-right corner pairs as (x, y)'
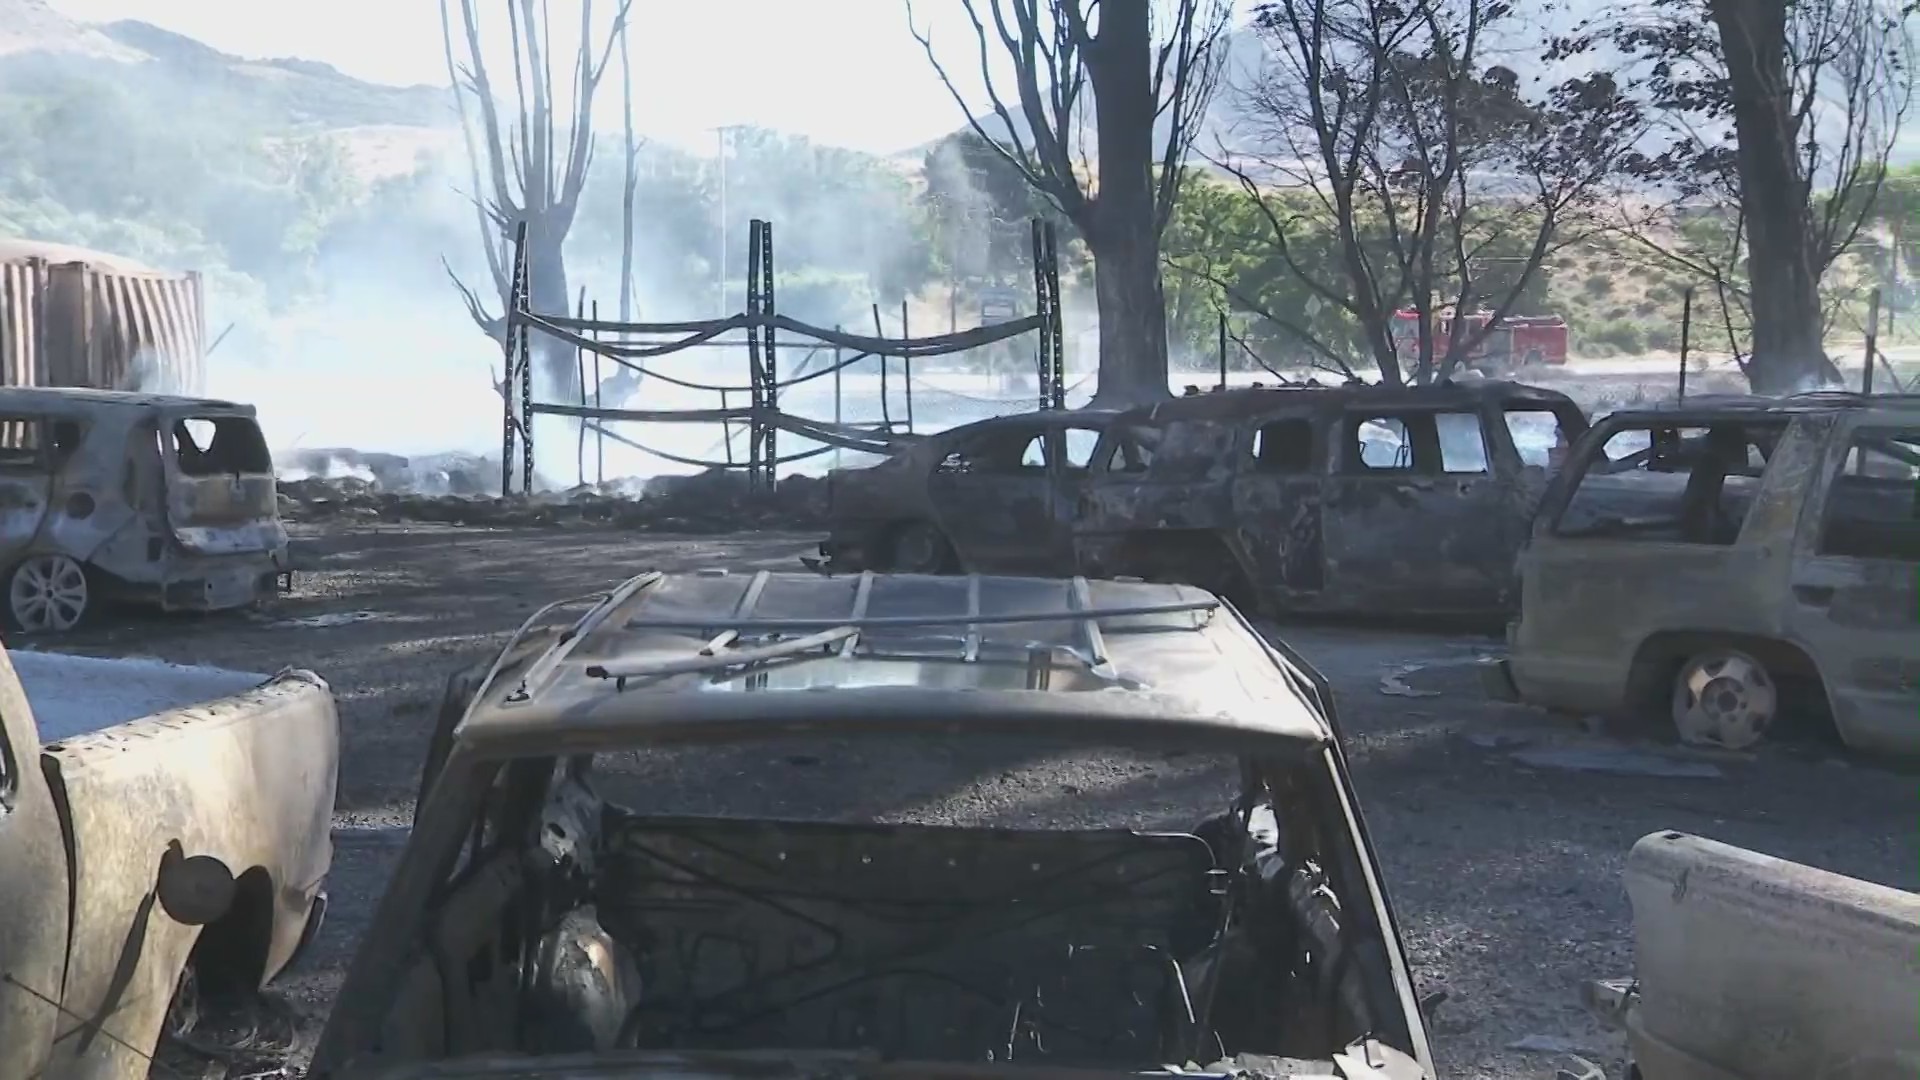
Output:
(44, 0), (1207, 155)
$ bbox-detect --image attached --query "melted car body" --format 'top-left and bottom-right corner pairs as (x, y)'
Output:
(0, 387), (288, 632)
(1487, 392), (1920, 754)
(312, 570), (1434, 1079)
(816, 383), (1586, 618)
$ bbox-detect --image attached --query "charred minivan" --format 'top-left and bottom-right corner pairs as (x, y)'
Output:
(0, 387), (287, 632)
(1487, 392), (1920, 755)
(312, 569), (1434, 1079)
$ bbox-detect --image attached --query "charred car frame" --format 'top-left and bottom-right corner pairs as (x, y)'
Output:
(817, 382), (1587, 618)
(313, 569), (1433, 1079)
(1486, 392), (1920, 755)
(0, 387), (288, 633)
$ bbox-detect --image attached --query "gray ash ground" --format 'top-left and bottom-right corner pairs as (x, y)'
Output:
(39, 519), (1913, 1079)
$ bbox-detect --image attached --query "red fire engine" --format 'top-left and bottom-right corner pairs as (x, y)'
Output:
(1391, 307), (1570, 375)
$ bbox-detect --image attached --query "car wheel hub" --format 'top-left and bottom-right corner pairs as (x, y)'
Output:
(1672, 651), (1776, 750)
(10, 554), (88, 633)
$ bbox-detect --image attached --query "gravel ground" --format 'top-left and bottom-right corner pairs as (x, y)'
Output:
(32, 521), (1915, 1079)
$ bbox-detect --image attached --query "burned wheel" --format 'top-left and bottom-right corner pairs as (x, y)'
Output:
(1671, 649), (1777, 750)
(6, 553), (90, 633)
(887, 522), (953, 574)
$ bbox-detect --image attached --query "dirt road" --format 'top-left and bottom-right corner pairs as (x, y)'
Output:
(37, 522), (1913, 1078)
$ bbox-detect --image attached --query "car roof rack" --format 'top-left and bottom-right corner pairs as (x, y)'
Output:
(581, 570), (1220, 685)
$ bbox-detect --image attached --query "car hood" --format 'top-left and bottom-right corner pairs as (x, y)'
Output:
(346, 1043), (1428, 1080)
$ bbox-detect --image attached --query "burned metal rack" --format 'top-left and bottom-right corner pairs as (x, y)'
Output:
(582, 570), (1219, 683)
(494, 217), (1069, 497)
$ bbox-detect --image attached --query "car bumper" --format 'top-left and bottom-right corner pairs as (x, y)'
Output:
(159, 560), (282, 612)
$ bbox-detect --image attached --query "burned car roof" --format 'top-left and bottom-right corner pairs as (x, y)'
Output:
(454, 570), (1333, 754)
(1118, 379), (1577, 423)
(0, 386), (256, 415)
(1609, 390), (1920, 421)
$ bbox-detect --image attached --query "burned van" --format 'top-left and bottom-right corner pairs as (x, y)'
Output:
(0, 387), (287, 632)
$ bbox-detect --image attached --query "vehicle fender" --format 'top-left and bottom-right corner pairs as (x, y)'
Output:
(33, 670), (338, 1076)
(1623, 831), (1920, 1080)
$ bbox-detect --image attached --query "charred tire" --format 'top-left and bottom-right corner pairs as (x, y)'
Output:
(5, 553), (91, 634)
(1670, 648), (1778, 750)
(885, 521), (955, 574)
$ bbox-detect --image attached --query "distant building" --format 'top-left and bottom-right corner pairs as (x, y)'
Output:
(0, 237), (207, 394)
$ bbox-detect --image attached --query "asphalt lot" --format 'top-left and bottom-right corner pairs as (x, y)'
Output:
(34, 521), (1915, 1078)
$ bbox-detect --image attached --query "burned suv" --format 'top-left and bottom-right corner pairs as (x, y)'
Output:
(312, 569), (1432, 1079)
(1075, 381), (1586, 617)
(1487, 392), (1920, 754)
(0, 387), (288, 632)
(817, 383), (1585, 619)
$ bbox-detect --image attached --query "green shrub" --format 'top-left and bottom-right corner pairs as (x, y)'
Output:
(1583, 272), (1613, 296)
(1589, 319), (1646, 353)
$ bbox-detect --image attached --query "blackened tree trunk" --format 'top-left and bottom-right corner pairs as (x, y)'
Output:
(1709, 0), (1832, 392)
(1084, 2), (1171, 406)
(911, 0), (1228, 408)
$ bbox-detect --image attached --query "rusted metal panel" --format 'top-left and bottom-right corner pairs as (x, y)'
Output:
(1, 256), (205, 394)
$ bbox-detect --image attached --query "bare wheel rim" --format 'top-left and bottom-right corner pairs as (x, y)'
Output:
(9, 554), (88, 632)
(891, 525), (942, 573)
(1671, 650), (1777, 750)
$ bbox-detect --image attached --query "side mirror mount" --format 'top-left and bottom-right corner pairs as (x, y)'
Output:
(157, 841), (237, 927)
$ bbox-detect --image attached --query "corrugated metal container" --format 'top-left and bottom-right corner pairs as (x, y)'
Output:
(0, 238), (207, 394)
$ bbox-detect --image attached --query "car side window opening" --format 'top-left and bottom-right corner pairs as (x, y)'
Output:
(1555, 420), (1786, 545)
(1434, 411), (1490, 474)
(939, 429), (1048, 475)
(1099, 424), (1160, 474)
(1819, 428), (1920, 562)
(1062, 427), (1102, 471)
(0, 418), (44, 469)
(1343, 410), (1485, 474)
(1250, 418), (1314, 474)
(1504, 407), (1570, 469)
(1018, 434), (1047, 470)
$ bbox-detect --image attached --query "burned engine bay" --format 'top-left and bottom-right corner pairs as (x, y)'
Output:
(374, 751), (1424, 1078)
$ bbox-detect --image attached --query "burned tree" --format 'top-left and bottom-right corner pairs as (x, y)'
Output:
(910, 0), (1232, 406)
(439, 0), (635, 397)
(1197, 0), (1642, 385)
(1556, 0), (1914, 392)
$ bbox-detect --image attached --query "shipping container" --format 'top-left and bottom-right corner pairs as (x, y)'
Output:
(0, 238), (207, 395)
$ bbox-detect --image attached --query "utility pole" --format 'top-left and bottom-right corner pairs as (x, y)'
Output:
(714, 126), (737, 316)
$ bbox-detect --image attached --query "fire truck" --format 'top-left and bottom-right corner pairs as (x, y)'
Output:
(1391, 307), (1570, 376)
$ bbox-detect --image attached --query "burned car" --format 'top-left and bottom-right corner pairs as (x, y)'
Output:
(815, 409), (1125, 575)
(2, 648), (339, 1077)
(817, 383), (1586, 618)
(1486, 392), (1920, 753)
(1075, 382), (1587, 616)
(312, 569), (1434, 1079)
(0, 387), (289, 632)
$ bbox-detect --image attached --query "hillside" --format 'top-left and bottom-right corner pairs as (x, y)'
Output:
(0, 0), (452, 169)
